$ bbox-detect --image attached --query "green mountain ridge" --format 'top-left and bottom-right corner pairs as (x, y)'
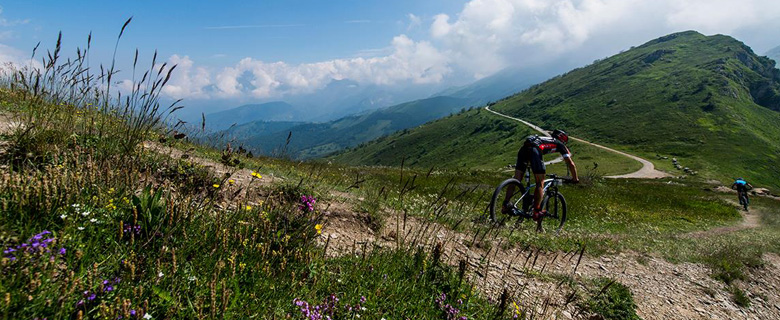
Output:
(332, 31), (780, 190)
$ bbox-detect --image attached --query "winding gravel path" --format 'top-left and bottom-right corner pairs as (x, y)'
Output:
(485, 106), (669, 179)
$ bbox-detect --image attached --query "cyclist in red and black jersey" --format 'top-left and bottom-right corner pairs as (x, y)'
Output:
(504, 129), (579, 224)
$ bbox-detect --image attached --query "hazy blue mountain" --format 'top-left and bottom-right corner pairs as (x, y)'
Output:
(767, 45), (780, 67)
(287, 79), (443, 121)
(221, 96), (470, 159)
(204, 101), (301, 131)
(435, 65), (563, 105)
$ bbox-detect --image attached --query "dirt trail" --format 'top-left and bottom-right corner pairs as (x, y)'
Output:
(485, 106), (670, 179)
(142, 141), (278, 190)
(684, 202), (761, 238)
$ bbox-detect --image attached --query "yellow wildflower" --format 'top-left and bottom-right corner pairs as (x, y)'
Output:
(213, 184), (220, 188)
(314, 224), (323, 235)
(228, 179), (235, 185)
(245, 205), (252, 210)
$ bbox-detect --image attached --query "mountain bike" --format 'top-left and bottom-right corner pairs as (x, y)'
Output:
(489, 174), (569, 233)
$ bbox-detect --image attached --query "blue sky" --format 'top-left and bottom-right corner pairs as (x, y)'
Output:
(1, 1), (464, 65)
(2, 0), (780, 108)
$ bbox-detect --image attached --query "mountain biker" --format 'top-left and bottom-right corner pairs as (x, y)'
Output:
(731, 177), (753, 209)
(504, 129), (579, 227)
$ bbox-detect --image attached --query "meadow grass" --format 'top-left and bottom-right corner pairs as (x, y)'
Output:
(0, 27), (521, 319)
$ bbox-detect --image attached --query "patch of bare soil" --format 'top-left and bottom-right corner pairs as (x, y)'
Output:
(317, 194), (780, 319)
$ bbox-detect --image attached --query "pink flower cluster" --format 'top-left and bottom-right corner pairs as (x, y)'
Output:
(299, 195), (316, 213)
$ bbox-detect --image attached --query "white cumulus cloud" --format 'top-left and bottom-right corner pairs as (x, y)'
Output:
(161, 55), (211, 100)
(207, 35), (449, 99)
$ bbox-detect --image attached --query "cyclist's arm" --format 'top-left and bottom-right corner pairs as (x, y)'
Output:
(561, 145), (579, 182)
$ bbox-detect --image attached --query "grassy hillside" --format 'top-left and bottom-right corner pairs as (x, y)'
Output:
(334, 31), (780, 189)
(331, 108), (642, 176)
(230, 96), (472, 159)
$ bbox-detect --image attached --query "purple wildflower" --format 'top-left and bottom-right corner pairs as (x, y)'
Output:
(298, 195), (317, 213)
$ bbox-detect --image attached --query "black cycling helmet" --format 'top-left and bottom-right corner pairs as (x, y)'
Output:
(551, 129), (569, 143)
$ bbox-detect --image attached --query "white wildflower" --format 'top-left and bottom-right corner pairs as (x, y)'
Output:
(158, 271), (164, 278)
(60, 214), (67, 219)
(90, 218), (97, 223)
(143, 313), (152, 319)
(77, 226), (85, 231)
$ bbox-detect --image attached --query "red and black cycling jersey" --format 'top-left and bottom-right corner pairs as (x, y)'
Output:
(524, 135), (571, 157)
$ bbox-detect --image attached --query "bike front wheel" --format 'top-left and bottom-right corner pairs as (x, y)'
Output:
(489, 178), (527, 223)
(541, 192), (567, 234)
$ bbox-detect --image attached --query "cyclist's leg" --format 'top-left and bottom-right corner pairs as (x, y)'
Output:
(529, 148), (546, 231)
(529, 147), (546, 211)
(505, 146), (530, 203)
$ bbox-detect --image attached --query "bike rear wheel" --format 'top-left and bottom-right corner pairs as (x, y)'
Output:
(489, 179), (527, 223)
(541, 192), (567, 233)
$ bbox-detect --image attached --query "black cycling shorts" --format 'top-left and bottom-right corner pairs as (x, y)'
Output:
(516, 145), (545, 174)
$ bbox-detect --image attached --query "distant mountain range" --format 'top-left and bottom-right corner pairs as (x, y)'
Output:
(204, 101), (301, 131)
(332, 31), (780, 189)
(218, 96), (470, 158)
(202, 79), (444, 130)
(767, 45), (780, 68)
(211, 65), (554, 158)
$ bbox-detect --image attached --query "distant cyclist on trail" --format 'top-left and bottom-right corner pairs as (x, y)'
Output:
(504, 129), (579, 226)
(731, 177), (753, 210)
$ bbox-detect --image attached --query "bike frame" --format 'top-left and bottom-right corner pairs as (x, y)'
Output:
(511, 177), (561, 214)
